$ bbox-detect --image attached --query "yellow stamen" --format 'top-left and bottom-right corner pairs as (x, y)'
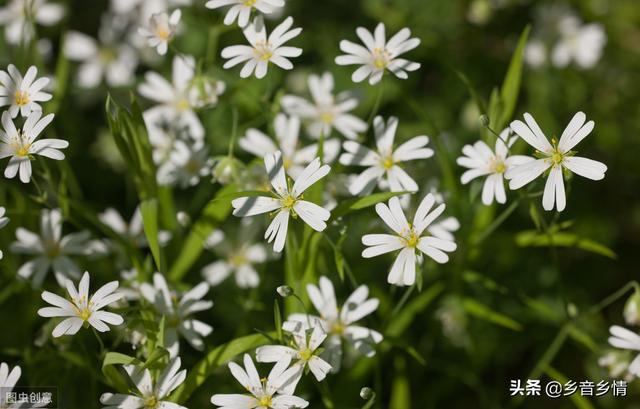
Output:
(176, 98), (190, 111)
(79, 308), (92, 321)
(254, 41), (273, 61)
(143, 396), (159, 409)
(14, 90), (29, 106)
(320, 112), (334, 124)
(299, 348), (313, 361)
(244, 0), (257, 6)
(155, 26), (171, 41)
(331, 321), (345, 335)
(489, 157), (506, 174)
(381, 156), (394, 170)
(281, 195), (296, 209)
(403, 229), (420, 248)
(16, 143), (31, 157)
(258, 395), (272, 407)
(372, 47), (390, 70)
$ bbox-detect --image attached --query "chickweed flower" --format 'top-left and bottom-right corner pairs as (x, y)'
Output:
(0, 362), (23, 408)
(284, 276), (382, 371)
(0, 0), (64, 45)
(0, 65), (52, 118)
(37, 271), (124, 337)
(140, 273), (213, 357)
(281, 72), (367, 140)
(211, 354), (309, 409)
(339, 116), (433, 196)
(505, 112), (607, 212)
(335, 23), (421, 85)
(362, 194), (457, 286)
(0, 206), (8, 260)
(552, 15), (606, 69)
(206, 0), (285, 27)
(221, 17), (302, 79)
(202, 240), (268, 289)
(231, 151), (331, 252)
(100, 358), (187, 409)
(457, 129), (533, 205)
(0, 111), (67, 183)
(11, 209), (102, 287)
(256, 326), (333, 393)
(138, 9), (182, 56)
(239, 113), (340, 179)
(608, 325), (640, 377)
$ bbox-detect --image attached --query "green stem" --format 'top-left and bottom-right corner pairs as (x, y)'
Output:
(473, 199), (520, 244)
(366, 81), (385, 125)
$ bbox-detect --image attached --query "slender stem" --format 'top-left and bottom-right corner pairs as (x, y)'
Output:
(473, 199), (520, 244)
(366, 81), (385, 125)
(586, 281), (640, 315)
(91, 327), (105, 356)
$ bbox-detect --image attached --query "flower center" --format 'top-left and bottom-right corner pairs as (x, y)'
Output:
(281, 194), (297, 209)
(229, 252), (247, 267)
(380, 156), (395, 170)
(155, 26), (171, 41)
(331, 321), (345, 335)
(320, 111), (334, 124)
(15, 143), (31, 157)
(258, 395), (272, 407)
(372, 47), (390, 69)
(299, 348), (313, 361)
(403, 229), (420, 248)
(551, 150), (564, 165)
(244, 0), (257, 6)
(283, 157), (293, 170)
(489, 157), (506, 173)
(78, 307), (92, 321)
(185, 159), (201, 174)
(44, 242), (61, 258)
(254, 41), (273, 61)
(143, 396), (159, 409)
(176, 98), (190, 112)
(14, 90), (30, 106)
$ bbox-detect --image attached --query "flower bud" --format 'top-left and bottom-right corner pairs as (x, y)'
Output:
(277, 285), (293, 298)
(177, 211), (190, 226)
(479, 114), (490, 127)
(360, 387), (375, 400)
(624, 291), (640, 325)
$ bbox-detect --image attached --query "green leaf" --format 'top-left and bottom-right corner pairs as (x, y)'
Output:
(462, 270), (509, 294)
(386, 282), (444, 337)
(390, 358), (410, 409)
(455, 69), (487, 115)
(330, 191), (409, 221)
(497, 25), (531, 131)
(462, 298), (523, 331)
(168, 186), (270, 280)
(170, 332), (275, 403)
(274, 300), (283, 343)
(567, 325), (599, 353)
(515, 231), (617, 259)
(102, 352), (143, 393)
(140, 198), (164, 273)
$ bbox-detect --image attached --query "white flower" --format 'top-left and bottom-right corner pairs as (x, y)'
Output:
(256, 326), (332, 394)
(457, 129), (533, 205)
(0, 206), (8, 260)
(0, 65), (51, 118)
(11, 208), (102, 287)
(138, 9), (181, 55)
(157, 140), (213, 188)
(186, 76), (226, 109)
(339, 116), (433, 196)
(281, 72), (367, 140)
(100, 358), (187, 409)
(283, 276), (382, 372)
(64, 30), (138, 88)
(0, 111), (67, 183)
(37, 271), (124, 337)
(0, 0), (64, 45)
(140, 273), (213, 357)
(239, 113), (340, 179)
(552, 16), (606, 69)
(525, 39), (547, 68)
(231, 151), (331, 252)
(335, 23), (421, 85)
(206, 0), (285, 27)
(211, 354), (309, 409)
(0, 362), (23, 409)
(608, 325), (640, 378)
(139, 55), (203, 138)
(221, 17), (302, 79)
(505, 112), (607, 212)
(202, 240), (268, 289)
(362, 194), (457, 286)
(99, 206), (171, 248)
